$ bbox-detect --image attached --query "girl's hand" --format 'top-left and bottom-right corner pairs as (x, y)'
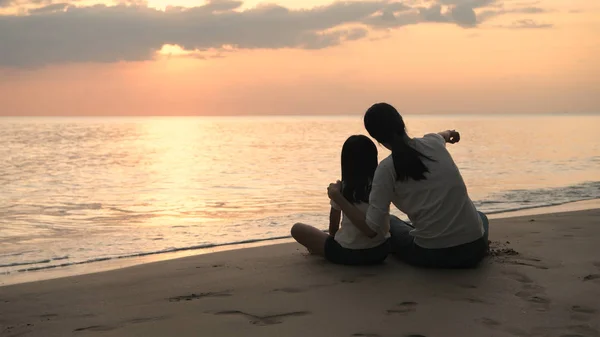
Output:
(327, 180), (342, 200)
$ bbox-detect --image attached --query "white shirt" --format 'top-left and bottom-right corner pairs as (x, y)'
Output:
(331, 200), (390, 249)
(366, 133), (484, 249)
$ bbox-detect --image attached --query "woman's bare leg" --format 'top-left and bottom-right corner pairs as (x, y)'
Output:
(290, 223), (330, 256)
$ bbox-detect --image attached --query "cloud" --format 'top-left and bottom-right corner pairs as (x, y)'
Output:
(0, 0), (53, 8)
(478, 5), (547, 21)
(0, 0), (551, 68)
(437, 0), (497, 8)
(28, 2), (68, 13)
(450, 4), (477, 27)
(495, 18), (553, 29)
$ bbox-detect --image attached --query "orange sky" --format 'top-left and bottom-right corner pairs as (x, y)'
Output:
(0, 0), (598, 116)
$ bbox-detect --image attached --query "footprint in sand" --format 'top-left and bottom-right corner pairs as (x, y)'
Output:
(571, 305), (596, 314)
(583, 274), (600, 282)
(461, 297), (487, 304)
(505, 260), (549, 270)
(529, 296), (551, 304)
(570, 305), (597, 322)
(387, 301), (418, 314)
(272, 287), (307, 294)
(126, 316), (168, 324)
(214, 310), (310, 326)
(38, 313), (58, 321)
(479, 317), (502, 328)
(570, 314), (592, 323)
(503, 271), (534, 284)
(74, 316), (167, 333)
(168, 290), (232, 302)
(514, 289), (551, 312)
(351, 333), (380, 337)
(516, 292), (550, 303)
(74, 325), (116, 332)
(504, 271), (551, 311)
(567, 325), (600, 337)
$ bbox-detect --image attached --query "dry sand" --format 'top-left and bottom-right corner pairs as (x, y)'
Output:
(1, 209), (599, 337)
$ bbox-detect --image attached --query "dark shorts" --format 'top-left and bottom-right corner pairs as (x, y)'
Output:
(324, 236), (391, 266)
(389, 212), (490, 269)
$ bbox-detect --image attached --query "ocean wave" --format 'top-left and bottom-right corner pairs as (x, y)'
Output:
(481, 197), (599, 215)
(0, 259), (51, 268)
(12, 235), (293, 273)
(474, 181), (600, 213)
(2, 182), (598, 276)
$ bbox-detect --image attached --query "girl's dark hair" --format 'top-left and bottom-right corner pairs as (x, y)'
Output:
(341, 135), (378, 204)
(363, 102), (432, 181)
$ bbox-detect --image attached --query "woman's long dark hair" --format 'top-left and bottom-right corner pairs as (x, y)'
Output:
(363, 102), (432, 181)
(341, 135), (378, 204)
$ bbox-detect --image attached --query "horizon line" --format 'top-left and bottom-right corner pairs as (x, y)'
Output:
(1, 113), (599, 118)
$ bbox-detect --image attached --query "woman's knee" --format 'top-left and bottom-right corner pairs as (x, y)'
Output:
(478, 211), (489, 223)
(477, 211), (489, 235)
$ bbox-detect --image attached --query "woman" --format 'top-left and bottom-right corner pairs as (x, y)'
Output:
(327, 102), (489, 268)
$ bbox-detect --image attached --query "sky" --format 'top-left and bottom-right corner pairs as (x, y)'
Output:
(0, 0), (598, 116)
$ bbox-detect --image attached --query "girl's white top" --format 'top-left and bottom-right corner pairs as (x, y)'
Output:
(330, 200), (390, 249)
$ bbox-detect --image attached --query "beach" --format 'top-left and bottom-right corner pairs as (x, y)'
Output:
(1, 208), (599, 337)
(3, 0), (600, 335)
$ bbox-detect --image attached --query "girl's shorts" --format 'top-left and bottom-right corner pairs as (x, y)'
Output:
(324, 237), (390, 266)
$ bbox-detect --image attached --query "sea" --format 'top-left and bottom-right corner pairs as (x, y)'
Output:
(1, 114), (599, 283)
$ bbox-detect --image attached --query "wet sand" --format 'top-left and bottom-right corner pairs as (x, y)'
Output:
(1, 209), (599, 337)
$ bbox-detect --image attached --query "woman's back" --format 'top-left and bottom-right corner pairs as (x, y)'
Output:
(371, 133), (484, 249)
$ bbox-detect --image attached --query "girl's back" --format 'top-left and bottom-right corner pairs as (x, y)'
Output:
(331, 200), (389, 249)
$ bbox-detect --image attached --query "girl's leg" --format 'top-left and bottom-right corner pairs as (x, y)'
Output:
(290, 223), (330, 256)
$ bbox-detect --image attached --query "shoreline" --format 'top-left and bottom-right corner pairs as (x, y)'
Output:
(1, 198), (599, 287)
(1, 208), (599, 337)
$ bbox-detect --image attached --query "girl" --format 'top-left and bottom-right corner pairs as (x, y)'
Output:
(327, 103), (489, 269)
(291, 135), (391, 265)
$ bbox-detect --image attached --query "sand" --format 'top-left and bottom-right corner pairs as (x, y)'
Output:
(1, 209), (599, 337)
